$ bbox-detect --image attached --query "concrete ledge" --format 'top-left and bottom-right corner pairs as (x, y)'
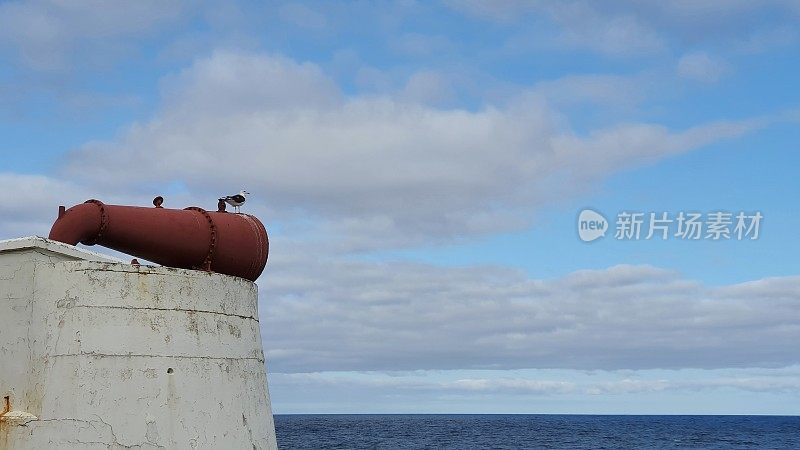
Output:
(0, 236), (122, 263)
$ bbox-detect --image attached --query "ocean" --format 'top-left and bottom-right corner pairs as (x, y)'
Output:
(274, 414), (800, 449)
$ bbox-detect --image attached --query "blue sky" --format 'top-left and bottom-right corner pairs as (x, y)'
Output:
(2, 0), (800, 414)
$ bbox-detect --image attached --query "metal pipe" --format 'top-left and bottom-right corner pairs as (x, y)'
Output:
(49, 199), (269, 281)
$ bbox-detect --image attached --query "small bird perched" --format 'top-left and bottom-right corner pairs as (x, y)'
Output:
(219, 190), (250, 213)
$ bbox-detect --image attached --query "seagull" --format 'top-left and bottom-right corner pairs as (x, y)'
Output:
(219, 190), (250, 213)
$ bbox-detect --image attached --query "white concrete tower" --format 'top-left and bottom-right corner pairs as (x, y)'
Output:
(0, 237), (278, 449)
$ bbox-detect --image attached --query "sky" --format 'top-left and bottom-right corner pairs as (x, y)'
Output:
(1, 0), (800, 415)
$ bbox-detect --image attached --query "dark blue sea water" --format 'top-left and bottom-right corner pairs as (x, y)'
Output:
(274, 414), (800, 449)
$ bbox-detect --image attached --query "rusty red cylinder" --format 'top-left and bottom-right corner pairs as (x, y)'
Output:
(49, 200), (268, 281)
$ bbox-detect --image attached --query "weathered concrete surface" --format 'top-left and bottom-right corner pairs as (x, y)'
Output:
(0, 237), (277, 449)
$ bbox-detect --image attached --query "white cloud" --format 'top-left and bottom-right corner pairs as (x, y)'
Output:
(260, 254), (800, 373)
(447, 1), (665, 56)
(399, 70), (456, 106)
(530, 74), (646, 109)
(267, 366), (800, 413)
(446, 378), (576, 394)
(447, 0), (800, 56)
(0, 0), (186, 70)
(0, 173), (89, 237)
(278, 3), (328, 30)
(61, 50), (762, 249)
(272, 369), (800, 395)
(677, 52), (729, 82)
(548, 3), (665, 56)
